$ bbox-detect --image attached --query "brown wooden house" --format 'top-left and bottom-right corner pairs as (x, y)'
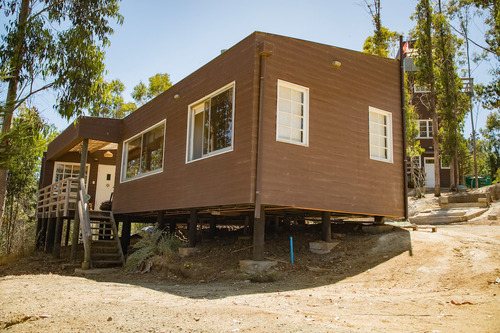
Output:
(37, 32), (406, 263)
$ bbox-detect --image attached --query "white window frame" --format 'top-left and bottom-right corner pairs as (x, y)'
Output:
(441, 158), (450, 169)
(52, 162), (90, 188)
(121, 120), (166, 183)
(369, 106), (393, 163)
(414, 84), (430, 93)
(186, 82), (235, 163)
(417, 119), (433, 138)
(276, 80), (309, 147)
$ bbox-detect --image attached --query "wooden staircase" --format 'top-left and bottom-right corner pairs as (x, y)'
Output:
(88, 210), (125, 268)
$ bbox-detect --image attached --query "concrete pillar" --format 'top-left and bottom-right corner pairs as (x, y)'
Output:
(321, 211), (331, 242)
(253, 205), (265, 261)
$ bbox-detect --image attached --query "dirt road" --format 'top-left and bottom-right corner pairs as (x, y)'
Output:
(1, 221), (499, 332)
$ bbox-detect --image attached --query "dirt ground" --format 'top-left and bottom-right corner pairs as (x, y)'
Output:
(1, 197), (499, 332)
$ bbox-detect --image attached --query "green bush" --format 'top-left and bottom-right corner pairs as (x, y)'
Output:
(125, 229), (185, 272)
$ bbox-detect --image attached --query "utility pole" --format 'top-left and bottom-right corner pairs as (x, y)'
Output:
(462, 14), (478, 189)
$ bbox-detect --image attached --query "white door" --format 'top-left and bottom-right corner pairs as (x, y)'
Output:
(95, 164), (116, 210)
(424, 157), (435, 188)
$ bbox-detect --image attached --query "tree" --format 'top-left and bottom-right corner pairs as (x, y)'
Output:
(0, 106), (54, 257)
(0, 0), (123, 228)
(411, 0), (441, 196)
(466, 0), (500, 109)
(89, 79), (137, 118)
(480, 111), (500, 181)
(405, 74), (426, 197)
(434, 0), (468, 191)
(362, 0), (399, 57)
(132, 73), (172, 106)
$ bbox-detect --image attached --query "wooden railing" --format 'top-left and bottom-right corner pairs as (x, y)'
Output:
(77, 178), (92, 269)
(37, 178), (79, 218)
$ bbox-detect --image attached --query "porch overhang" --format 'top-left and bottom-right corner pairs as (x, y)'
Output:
(46, 117), (122, 161)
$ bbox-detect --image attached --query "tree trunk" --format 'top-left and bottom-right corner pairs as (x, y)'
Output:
(0, 0), (31, 230)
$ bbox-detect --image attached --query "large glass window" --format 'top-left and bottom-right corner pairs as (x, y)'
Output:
(369, 107), (393, 163)
(187, 83), (235, 162)
(122, 121), (165, 181)
(276, 80), (309, 146)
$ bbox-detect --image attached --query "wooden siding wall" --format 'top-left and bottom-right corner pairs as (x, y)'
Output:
(256, 33), (405, 217)
(112, 34), (259, 214)
(41, 151), (117, 208)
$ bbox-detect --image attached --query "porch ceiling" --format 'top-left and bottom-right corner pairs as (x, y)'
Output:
(46, 117), (122, 161)
(69, 140), (114, 154)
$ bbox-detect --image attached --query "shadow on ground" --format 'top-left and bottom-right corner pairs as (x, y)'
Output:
(0, 224), (412, 300)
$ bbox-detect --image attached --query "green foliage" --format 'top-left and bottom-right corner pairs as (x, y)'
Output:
(132, 73), (172, 106)
(480, 110), (500, 180)
(455, 0), (500, 109)
(0, 0), (124, 119)
(125, 229), (185, 272)
(362, 0), (399, 57)
(405, 74), (425, 159)
(363, 27), (399, 57)
(88, 79), (137, 118)
(434, 2), (468, 184)
(0, 106), (55, 257)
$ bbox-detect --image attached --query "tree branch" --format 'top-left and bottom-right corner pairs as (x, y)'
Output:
(448, 22), (496, 56)
(12, 82), (55, 112)
(28, 0), (67, 24)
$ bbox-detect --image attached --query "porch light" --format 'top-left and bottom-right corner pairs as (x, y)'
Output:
(104, 151), (113, 158)
(332, 61), (341, 69)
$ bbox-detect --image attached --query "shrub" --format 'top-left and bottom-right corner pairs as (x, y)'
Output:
(125, 229), (185, 272)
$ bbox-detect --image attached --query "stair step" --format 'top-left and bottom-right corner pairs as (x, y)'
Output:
(92, 253), (121, 259)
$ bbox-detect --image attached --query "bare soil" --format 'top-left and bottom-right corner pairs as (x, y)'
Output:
(1, 199), (500, 332)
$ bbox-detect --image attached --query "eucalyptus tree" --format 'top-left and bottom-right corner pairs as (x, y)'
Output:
(434, 0), (468, 191)
(132, 73), (172, 106)
(362, 0), (399, 57)
(89, 79), (137, 118)
(411, 0), (441, 196)
(0, 0), (123, 228)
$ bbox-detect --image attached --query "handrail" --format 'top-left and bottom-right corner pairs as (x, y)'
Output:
(78, 178), (92, 269)
(37, 178), (79, 218)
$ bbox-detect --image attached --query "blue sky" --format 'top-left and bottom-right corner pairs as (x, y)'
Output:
(17, 0), (496, 134)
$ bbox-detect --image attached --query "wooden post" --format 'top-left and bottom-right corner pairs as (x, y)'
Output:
(321, 211), (331, 242)
(45, 216), (56, 253)
(188, 209), (197, 248)
(157, 210), (166, 231)
(209, 215), (217, 239)
(274, 216), (280, 235)
(70, 138), (88, 263)
(35, 217), (43, 249)
(121, 216), (131, 255)
(64, 218), (71, 246)
(169, 219), (176, 235)
(36, 217), (46, 250)
(52, 216), (63, 258)
(253, 205), (265, 261)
